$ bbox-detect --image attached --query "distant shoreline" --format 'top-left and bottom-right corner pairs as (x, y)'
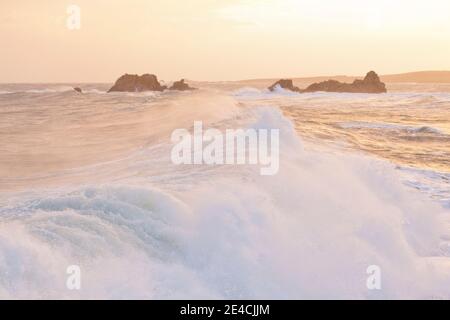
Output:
(2, 71), (450, 85)
(239, 71), (450, 84)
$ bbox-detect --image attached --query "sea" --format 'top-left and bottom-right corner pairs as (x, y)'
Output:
(0, 81), (449, 299)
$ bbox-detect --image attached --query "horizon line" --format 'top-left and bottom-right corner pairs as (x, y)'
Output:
(2, 70), (450, 85)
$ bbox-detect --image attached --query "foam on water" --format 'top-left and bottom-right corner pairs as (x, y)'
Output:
(1, 102), (449, 299)
(233, 86), (301, 98)
(1, 82), (450, 299)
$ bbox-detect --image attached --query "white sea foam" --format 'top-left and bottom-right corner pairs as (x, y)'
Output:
(0, 87), (76, 95)
(25, 86), (75, 94)
(0, 104), (449, 299)
(232, 86), (301, 98)
(83, 89), (107, 94)
(232, 87), (265, 97)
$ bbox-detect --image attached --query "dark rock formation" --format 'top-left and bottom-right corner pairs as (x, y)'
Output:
(268, 79), (300, 92)
(169, 79), (197, 91)
(302, 71), (386, 93)
(108, 74), (167, 92)
(73, 87), (82, 93)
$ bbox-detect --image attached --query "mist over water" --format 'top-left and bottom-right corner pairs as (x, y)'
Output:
(0, 82), (449, 299)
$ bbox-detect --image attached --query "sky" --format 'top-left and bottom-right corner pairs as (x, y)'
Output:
(1, 0), (450, 82)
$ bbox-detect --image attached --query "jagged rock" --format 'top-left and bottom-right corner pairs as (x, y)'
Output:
(268, 79), (300, 92)
(73, 87), (82, 93)
(302, 71), (386, 93)
(169, 79), (197, 91)
(108, 74), (167, 92)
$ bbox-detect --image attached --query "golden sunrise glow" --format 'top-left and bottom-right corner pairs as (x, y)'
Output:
(1, 0), (450, 82)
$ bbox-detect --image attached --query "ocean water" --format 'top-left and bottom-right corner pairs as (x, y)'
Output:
(0, 82), (449, 299)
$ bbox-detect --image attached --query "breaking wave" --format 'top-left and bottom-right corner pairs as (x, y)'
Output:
(1, 97), (449, 299)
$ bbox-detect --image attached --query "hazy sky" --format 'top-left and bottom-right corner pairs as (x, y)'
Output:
(2, 0), (450, 82)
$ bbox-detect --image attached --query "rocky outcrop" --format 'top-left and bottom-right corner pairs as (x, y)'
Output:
(108, 74), (167, 92)
(267, 71), (387, 94)
(302, 71), (386, 93)
(73, 87), (82, 93)
(268, 79), (300, 92)
(169, 79), (197, 91)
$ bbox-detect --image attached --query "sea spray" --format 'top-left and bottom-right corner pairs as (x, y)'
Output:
(171, 121), (279, 175)
(0, 85), (449, 299)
